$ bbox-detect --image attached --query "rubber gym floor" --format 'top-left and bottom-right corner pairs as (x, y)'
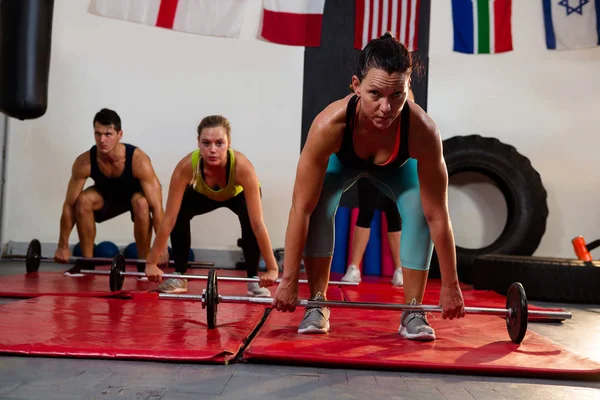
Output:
(0, 259), (598, 400)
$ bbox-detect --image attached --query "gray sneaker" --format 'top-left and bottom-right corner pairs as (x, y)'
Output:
(247, 281), (271, 297)
(298, 292), (330, 334)
(156, 272), (188, 294)
(399, 299), (436, 341)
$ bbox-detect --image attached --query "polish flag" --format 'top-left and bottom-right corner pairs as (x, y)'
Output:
(354, 0), (420, 51)
(261, 0), (326, 47)
(88, 0), (249, 39)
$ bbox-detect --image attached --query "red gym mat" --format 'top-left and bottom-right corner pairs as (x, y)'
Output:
(0, 295), (264, 363)
(0, 269), (136, 298)
(243, 306), (600, 379)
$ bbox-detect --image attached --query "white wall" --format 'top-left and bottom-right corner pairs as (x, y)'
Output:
(3, 0), (600, 259)
(3, 0), (302, 251)
(429, 1), (600, 257)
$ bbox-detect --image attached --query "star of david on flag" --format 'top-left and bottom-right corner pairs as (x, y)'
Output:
(542, 0), (600, 50)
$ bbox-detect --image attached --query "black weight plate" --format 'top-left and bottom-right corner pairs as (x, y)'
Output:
(110, 254), (126, 292)
(506, 282), (528, 344)
(206, 268), (218, 329)
(26, 239), (42, 273)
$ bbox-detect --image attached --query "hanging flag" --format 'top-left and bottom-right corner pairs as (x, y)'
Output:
(354, 0), (420, 51)
(451, 0), (513, 54)
(88, 0), (250, 39)
(542, 0), (600, 50)
(260, 0), (326, 47)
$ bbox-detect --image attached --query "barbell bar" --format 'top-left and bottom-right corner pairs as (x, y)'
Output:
(97, 253), (359, 292)
(15, 239), (214, 274)
(174, 269), (570, 344)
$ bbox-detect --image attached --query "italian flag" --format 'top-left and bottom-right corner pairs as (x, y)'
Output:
(451, 0), (513, 54)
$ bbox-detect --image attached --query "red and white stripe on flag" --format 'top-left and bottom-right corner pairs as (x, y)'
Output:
(354, 0), (420, 51)
(88, 0), (249, 39)
(261, 0), (326, 47)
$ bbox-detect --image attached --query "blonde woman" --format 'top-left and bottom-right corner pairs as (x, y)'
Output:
(145, 115), (279, 296)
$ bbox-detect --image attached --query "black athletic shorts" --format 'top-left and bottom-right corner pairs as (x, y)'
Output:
(355, 178), (402, 231)
(93, 186), (140, 223)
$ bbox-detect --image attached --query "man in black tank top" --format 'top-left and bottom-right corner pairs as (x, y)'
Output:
(54, 108), (168, 276)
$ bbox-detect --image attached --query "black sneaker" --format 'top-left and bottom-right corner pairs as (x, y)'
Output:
(63, 259), (92, 277)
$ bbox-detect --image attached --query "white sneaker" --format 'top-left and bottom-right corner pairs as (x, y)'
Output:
(341, 264), (361, 283)
(391, 268), (404, 286)
(63, 271), (84, 278)
(247, 281), (271, 297)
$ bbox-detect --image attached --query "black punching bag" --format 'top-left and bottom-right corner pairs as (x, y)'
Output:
(0, 0), (54, 120)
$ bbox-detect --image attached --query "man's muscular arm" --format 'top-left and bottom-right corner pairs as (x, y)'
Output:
(132, 150), (164, 234)
(55, 154), (90, 261)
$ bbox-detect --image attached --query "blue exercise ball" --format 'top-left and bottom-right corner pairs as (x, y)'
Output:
(94, 241), (120, 258)
(123, 242), (137, 259)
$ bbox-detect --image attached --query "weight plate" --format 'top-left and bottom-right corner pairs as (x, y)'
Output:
(110, 254), (126, 292)
(26, 239), (42, 273)
(206, 268), (218, 329)
(506, 282), (528, 344)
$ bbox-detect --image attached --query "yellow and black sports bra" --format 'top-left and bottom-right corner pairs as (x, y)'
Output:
(190, 148), (244, 201)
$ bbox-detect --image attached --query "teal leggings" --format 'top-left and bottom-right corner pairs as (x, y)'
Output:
(304, 154), (433, 270)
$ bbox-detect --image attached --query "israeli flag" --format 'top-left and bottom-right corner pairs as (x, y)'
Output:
(543, 0), (600, 50)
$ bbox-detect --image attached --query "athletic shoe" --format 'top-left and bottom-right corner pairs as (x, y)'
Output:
(298, 292), (330, 334)
(399, 299), (436, 341)
(63, 260), (90, 277)
(136, 262), (148, 281)
(247, 281), (271, 297)
(156, 272), (188, 294)
(341, 264), (361, 283)
(391, 268), (404, 286)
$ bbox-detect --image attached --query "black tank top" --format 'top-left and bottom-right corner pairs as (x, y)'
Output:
(90, 143), (142, 196)
(335, 95), (410, 171)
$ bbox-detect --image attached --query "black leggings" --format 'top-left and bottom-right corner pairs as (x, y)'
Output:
(356, 178), (402, 231)
(170, 186), (261, 277)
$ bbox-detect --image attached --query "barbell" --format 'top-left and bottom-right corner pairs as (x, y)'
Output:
(15, 239), (214, 274)
(153, 269), (571, 344)
(94, 253), (359, 292)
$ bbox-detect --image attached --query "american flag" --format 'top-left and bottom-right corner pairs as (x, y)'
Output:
(354, 0), (420, 51)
